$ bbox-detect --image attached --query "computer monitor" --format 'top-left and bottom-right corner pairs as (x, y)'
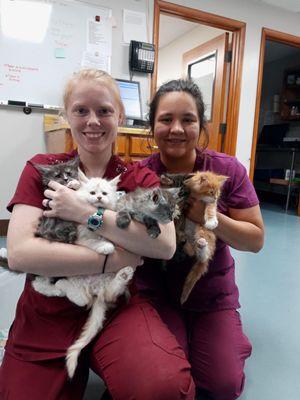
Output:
(115, 79), (143, 122)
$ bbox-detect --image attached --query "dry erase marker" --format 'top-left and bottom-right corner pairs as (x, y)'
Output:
(0, 100), (8, 105)
(8, 100), (26, 106)
(27, 103), (44, 108)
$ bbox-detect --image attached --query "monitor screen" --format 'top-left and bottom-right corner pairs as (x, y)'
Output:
(115, 79), (142, 120)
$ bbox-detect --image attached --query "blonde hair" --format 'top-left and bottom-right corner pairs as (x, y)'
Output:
(63, 69), (125, 123)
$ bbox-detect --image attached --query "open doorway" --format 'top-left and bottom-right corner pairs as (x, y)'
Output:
(250, 29), (300, 215)
(152, 0), (245, 156)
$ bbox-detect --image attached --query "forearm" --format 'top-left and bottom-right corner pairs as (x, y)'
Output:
(104, 211), (176, 259)
(8, 237), (104, 277)
(76, 208), (176, 260)
(214, 212), (264, 252)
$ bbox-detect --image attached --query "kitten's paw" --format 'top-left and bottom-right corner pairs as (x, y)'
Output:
(98, 242), (115, 255)
(196, 238), (207, 249)
(116, 266), (134, 282)
(116, 212), (131, 229)
(204, 217), (218, 230)
(67, 179), (80, 190)
(33, 277), (64, 297)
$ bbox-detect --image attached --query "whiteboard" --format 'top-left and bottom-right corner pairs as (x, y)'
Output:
(0, 0), (112, 107)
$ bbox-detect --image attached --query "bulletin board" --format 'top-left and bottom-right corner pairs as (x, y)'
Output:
(0, 0), (112, 108)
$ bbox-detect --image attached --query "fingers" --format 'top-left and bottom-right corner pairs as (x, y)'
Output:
(44, 188), (54, 200)
(47, 180), (63, 190)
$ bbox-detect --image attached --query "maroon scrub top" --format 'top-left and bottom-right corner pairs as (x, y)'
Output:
(6, 151), (159, 361)
(137, 148), (259, 312)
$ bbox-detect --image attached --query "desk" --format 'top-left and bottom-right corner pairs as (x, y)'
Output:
(255, 146), (300, 214)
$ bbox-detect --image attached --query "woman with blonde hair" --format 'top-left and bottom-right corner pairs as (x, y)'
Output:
(0, 70), (195, 400)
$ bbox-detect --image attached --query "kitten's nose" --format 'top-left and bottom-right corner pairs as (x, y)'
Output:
(97, 196), (102, 201)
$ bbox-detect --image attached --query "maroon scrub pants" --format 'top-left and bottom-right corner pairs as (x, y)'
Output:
(0, 295), (250, 400)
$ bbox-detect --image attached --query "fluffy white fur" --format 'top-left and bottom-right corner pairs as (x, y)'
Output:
(32, 172), (134, 378)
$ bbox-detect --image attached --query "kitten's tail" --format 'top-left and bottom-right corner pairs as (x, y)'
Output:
(0, 247), (24, 275)
(180, 261), (209, 305)
(66, 296), (105, 379)
(0, 248), (9, 270)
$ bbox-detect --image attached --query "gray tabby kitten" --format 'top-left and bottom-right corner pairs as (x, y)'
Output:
(116, 187), (180, 238)
(35, 157), (80, 243)
(0, 158), (79, 270)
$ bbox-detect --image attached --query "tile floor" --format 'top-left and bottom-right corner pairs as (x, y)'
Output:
(1, 204), (300, 399)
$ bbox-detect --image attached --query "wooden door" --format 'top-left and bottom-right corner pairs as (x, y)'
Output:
(183, 33), (229, 152)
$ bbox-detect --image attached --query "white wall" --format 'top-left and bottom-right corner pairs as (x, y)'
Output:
(158, 24), (223, 87)
(1, 0), (300, 220)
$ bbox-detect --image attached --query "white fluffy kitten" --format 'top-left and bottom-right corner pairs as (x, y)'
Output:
(33, 172), (133, 379)
(75, 172), (120, 255)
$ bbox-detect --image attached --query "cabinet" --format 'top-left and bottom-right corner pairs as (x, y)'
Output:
(280, 67), (300, 121)
(115, 127), (158, 161)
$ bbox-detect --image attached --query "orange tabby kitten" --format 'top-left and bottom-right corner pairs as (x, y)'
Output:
(181, 171), (228, 304)
(160, 171), (227, 304)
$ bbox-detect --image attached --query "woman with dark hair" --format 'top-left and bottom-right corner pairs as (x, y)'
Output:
(138, 78), (264, 400)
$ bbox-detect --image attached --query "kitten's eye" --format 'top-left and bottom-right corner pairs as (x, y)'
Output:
(102, 191), (107, 196)
(54, 171), (60, 177)
(152, 193), (159, 204)
(90, 191), (96, 195)
(65, 169), (71, 175)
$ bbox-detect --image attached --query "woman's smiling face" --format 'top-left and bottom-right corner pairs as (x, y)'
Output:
(153, 91), (200, 160)
(66, 80), (120, 155)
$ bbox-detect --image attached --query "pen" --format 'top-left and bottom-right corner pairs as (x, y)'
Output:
(27, 103), (44, 108)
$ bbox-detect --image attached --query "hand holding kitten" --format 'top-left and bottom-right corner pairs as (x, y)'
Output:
(43, 180), (96, 223)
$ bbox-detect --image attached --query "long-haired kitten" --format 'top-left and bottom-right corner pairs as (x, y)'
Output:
(161, 171), (227, 304)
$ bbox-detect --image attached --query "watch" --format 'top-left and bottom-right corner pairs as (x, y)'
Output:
(87, 208), (105, 231)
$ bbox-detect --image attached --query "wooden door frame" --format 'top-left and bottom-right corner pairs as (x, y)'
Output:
(249, 28), (300, 181)
(182, 33), (229, 152)
(152, 0), (246, 156)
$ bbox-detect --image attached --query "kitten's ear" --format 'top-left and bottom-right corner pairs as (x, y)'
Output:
(66, 156), (80, 168)
(78, 168), (89, 183)
(160, 174), (173, 186)
(110, 174), (121, 188)
(217, 175), (228, 186)
(34, 163), (50, 175)
(182, 173), (195, 185)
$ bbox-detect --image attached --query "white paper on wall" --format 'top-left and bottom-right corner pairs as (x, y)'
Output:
(122, 9), (147, 44)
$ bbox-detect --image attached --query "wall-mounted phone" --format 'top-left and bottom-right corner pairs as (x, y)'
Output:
(129, 41), (155, 74)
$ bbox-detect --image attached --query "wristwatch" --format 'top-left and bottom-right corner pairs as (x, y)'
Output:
(87, 208), (105, 231)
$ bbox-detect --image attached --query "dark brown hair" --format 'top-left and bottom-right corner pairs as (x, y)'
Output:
(148, 79), (209, 149)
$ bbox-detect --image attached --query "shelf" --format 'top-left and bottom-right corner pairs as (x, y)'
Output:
(270, 178), (300, 187)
